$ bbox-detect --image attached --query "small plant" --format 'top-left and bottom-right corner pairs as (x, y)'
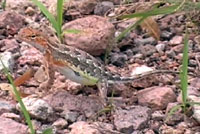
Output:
(0, 59), (35, 134)
(31, 0), (81, 42)
(31, 0), (64, 40)
(115, 1), (184, 42)
(1, 0), (6, 11)
(167, 33), (200, 119)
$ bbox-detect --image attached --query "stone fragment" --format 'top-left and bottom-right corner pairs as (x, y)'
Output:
(170, 36), (183, 45)
(0, 117), (28, 134)
(114, 106), (151, 133)
(44, 91), (103, 118)
(0, 52), (14, 72)
(62, 15), (115, 55)
(137, 86), (176, 110)
(52, 118), (68, 129)
(0, 11), (25, 35)
(17, 97), (53, 120)
(0, 100), (15, 115)
(94, 1), (114, 16)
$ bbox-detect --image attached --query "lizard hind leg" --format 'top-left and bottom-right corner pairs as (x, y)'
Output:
(97, 79), (108, 106)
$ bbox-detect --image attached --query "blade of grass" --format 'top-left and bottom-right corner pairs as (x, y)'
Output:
(42, 128), (53, 134)
(0, 58), (35, 134)
(30, 0), (59, 36)
(115, 16), (147, 42)
(166, 104), (182, 121)
(119, 4), (179, 19)
(1, 0), (6, 11)
(180, 32), (189, 113)
(56, 0), (64, 39)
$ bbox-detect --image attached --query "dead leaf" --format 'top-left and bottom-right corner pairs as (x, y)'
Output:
(140, 17), (160, 40)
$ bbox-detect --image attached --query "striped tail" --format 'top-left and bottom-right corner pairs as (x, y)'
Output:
(107, 70), (180, 83)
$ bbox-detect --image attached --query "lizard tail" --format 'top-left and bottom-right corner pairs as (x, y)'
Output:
(108, 70), (179, 83)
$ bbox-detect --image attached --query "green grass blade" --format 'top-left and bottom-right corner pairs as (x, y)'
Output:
(30, 0), (59, 35)
(42, 128), (53, 134)
(1, 0), (6, 11)
(120, 4), (179, 19)
(115, 16), (147, 42)
(56, 0), (64, 38)
(166, 104), (182, 121)
(180, 33), (189, 111)
(0, 58), (35, 134)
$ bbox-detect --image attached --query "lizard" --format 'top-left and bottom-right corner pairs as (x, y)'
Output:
(16, 27), (180, 105)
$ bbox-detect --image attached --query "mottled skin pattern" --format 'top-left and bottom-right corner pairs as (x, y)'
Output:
(17, 27), (178, 104)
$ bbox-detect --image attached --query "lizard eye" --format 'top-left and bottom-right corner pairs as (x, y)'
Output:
(30, 34), (36, 38)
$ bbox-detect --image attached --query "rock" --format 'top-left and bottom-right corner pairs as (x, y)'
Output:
(0, 100), (15, 115)
(94, 1), (114, 16)
(103, 0), (120, 5)
(114, 106), (151, 133)
(165, 102), (184, 125)
(25, 6), (35, 16)
(137, 86), (176, 110)
(17, 97), (54, 120)
(0, 39), (19, 52)
(170, 36), (183, 45)
(62, 110), (79, 123)
(110, 53), (128, 67)
(44, 91), (104, 118)
(65, 0), (97, 15)
(189, 78), (200, 89)
(0, 11), (25, 35)
(0, 117), (28, 134)
(134, 37), (156, 46)
(69, 121), (114, 134)
(166, 50), (176, 58)
(159, 125), (185, 134)
(156, 43), (166, 53)
(151, 111), (165, 121)
(18, 42), (43, 65)
(52, 118), (68, 129)
(177, 86), (200, 103)
(160, 30), (174, 40)
(0, 51), (14, 72)
(1, 113), (20, 121)
(172, 44), (183, 53)
(117, 19), (138, 31)
(131, 65), (153, 76)
(62, 15), (115, 55)
(189, 96), (200, 124)
(139, 44), (156, 56)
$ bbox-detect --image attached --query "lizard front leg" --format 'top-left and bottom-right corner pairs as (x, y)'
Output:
(38, 51), (55, 93)
(97, 79), (108, 106)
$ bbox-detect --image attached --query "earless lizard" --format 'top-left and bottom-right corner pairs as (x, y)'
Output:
(17, 27), (179, 104)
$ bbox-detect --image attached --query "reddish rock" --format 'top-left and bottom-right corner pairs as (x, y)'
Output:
(0, 39), (19, 52)
(69, 121), (114, 134)
(113, 106), (151, 133)
(62, 15), (115, 56)
(0, 117), (28, 134)
(169, 36), (183, 45)
(44, 91), (104, 118)
(137, 86), (176, 110)
(0, 11), (25, 35)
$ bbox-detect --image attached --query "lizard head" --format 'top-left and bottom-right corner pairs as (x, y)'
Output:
(17, 27), (49, 52)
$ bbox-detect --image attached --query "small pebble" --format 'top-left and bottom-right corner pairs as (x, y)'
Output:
(156, 43), (166, 53)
